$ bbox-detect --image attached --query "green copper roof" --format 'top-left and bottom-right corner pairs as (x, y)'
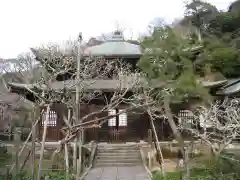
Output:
(216, 78), (240, 95)
(201, 80), (227, 88)
(84, 31), (142, 57)
(217, 82), (240, 95)
(221, 78), (240, 88)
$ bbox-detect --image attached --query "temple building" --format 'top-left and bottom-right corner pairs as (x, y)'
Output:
(7, 31), (240, 142)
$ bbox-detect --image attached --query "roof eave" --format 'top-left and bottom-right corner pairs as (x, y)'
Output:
(201, 80), (228, 88)
(83, 54), (142, 58)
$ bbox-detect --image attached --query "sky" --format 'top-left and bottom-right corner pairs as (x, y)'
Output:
(0, 0), (235, 58)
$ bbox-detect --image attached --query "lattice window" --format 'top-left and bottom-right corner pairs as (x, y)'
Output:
(42, 110), (57, 127)
(178, 110), (194, 129)
(119, 109), (127, 126)
(108, 109), (116, 126)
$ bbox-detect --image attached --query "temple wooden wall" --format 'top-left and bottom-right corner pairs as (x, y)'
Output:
(38, 103), (174, 142)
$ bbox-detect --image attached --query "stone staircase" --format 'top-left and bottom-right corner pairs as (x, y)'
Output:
(94, 144), (142, 167)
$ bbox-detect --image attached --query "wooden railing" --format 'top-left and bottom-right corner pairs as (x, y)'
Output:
(80, 143), (97, 180)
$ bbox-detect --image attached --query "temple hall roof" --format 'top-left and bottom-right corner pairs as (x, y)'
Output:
(84, 31), (142, 57)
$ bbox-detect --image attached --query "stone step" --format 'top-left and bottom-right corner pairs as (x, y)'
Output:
(96, 154), (140, 158)
(97, 143), (138, 147)
(96, 155), (141, 160)
(97, 148), (139, 152)
(97, 146), (138, 149)
(96, 159), (141, 163)
(96, 153), (140, 158)
(98, 145), (138, 147)
(97, 149), (139, 153)
(94, 162), (141, 167)
(97, 150), (140, 154)
(97, 145), (138, 149)
(94, 144), (142, 168)
(95, 158), (141, 163)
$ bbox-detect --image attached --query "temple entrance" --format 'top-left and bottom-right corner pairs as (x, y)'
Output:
(39, 110), (61, 141)
(107, 108), (128, 142)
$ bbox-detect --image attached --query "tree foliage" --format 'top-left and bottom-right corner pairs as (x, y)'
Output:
(138, 23), (208, 179)
(140, 2), (240, 179)
(180, 0), (240, 78)
(182, 0), (218, 31)
(139, 23), (208, 103)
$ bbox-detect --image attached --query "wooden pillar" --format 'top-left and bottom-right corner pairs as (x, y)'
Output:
(160, 119), (166, 141)
(93, 127), (97, 142)
(14, 127), (21, 175)
(9, 113), (12, 141)
(148, 152), (152, 169)
(31, 110), (36, 180)
(148, 129), (153, 147)
(73, 140), (77, 172)
(4, 165), (9, 180)
(36, 106), (41, 141)
(56, 105), (61, 141)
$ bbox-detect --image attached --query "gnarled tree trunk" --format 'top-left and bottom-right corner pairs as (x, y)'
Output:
(164, 96), (189, 180)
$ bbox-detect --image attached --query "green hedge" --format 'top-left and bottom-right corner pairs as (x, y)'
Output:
(152, 168), (236, 180)
(0, 171), (75, 180)
(153, 152), (240, 180)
